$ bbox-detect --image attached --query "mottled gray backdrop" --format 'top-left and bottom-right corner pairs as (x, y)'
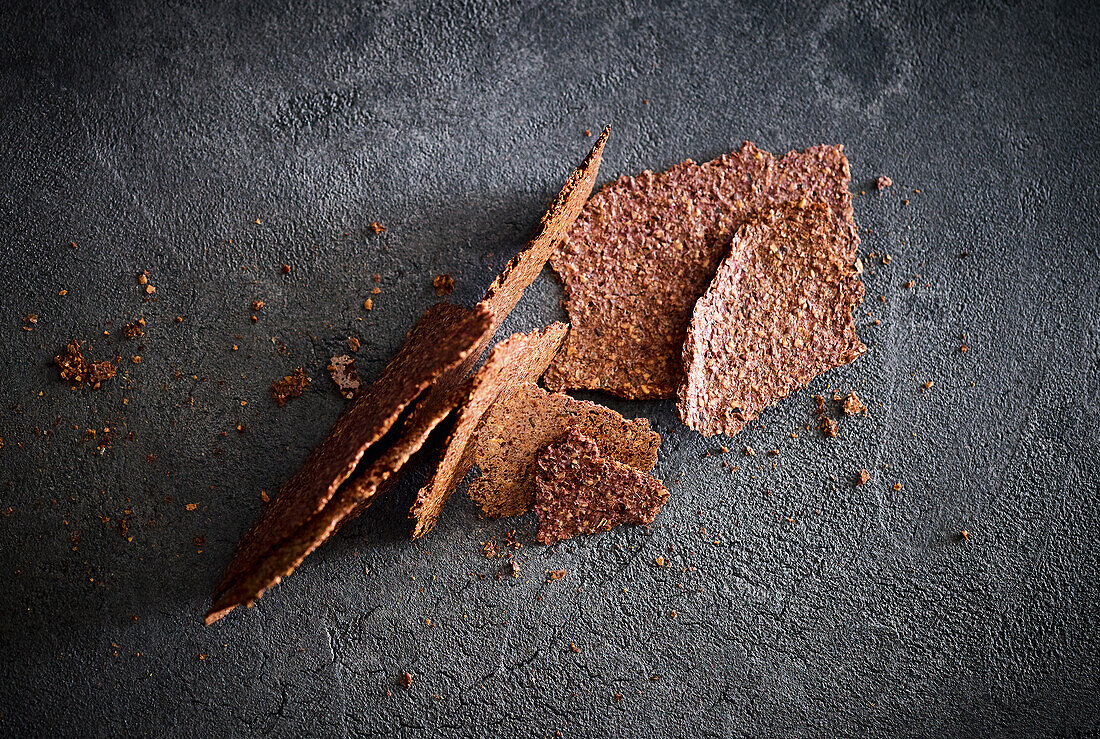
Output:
(0, 1), (1097, 736)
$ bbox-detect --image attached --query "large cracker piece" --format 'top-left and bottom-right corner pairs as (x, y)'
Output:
(546, 142), (857, 399)
(534, 429), (669, 545)
(468, 384), (660, 518)
(409, 323), (568, 537)
(206, 301), (491, 624)
(678, 202), (865, 438)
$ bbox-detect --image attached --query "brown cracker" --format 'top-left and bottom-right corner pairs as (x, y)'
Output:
(533, 429), (669, 545)
(409, 322), (568, 538)
(207, 301), (491, 623)
(468, 384), (660, 518)
(546, 142), (857, 399)
(678, 202), (865, 437)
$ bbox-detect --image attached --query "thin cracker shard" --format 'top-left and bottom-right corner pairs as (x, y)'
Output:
(409, 323), (568, 538)
(534, 429), (669, 545)
(468, 384), (660, 518)
(546, 142), (858, 400)
(678, 202), (865, 438)
(402, 127), (609, 534)
(206, 302), (491, 624)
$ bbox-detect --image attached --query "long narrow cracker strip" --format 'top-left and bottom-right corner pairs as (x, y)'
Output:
(468, 384), (660, 518)
(534, 429), (669, 545)
(678, 202), (865, 437)
(546, 142), (857, 400)
(206, 302), (491, 624)
(409, 323), (567, 538)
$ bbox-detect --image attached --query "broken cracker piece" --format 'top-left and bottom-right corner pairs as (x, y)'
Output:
(409, 322), (568, 538)
(206, 302), (491, 624)
(468, 384), (660, 518)
(534, 429), (669, 544)
(546, 142), (858, 399)
(679, 202), (865, 437)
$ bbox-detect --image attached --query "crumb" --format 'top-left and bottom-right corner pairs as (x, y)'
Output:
(923, 381), (933, 390)
(252, 300), (264, 312)
(400, 672), (412, 689)
(877, 176), (892, 191)
(25, 313), (38, 324)
(583, 129), (591, 137)
(882, 254), (892, 265)
(893, 482), (902, 491)
(54, 341), (117, 389)
(347, 336), (361, 352)
(569, 643), (580, 653)
(185, 503), (199, 511)
(363, 298), (373, 311)
(123, 319), (145, 339)
(839, 391), (867, 416)
(271, 368), (310, 406)
(432, 274), (454, 296)
(960, 344), (968, 352)
(858, 469), (870, 485)
(744, 446), (755, 456)
(548, 570), (567, 581)
(510, 560), (520, 578)
(137, 271), (148, 285)
(193, 536), (205, 546)
(281, 264), (291, 274)
(821, 418), (837, 437)
(326, 355), (360, 400)
(482, 540), (496, 559)
(260, 490), (270, 503)
(370, 222), (386, 234)
(960, 530), (969, 541)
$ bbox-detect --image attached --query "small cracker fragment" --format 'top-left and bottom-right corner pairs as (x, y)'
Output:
(839, 391), (867, 416)
(678, 203), (865, 437)
(468, 384), (660, 518)
(409, 323), (568, 538)
(207, 302), (491, 624)
(546, 142), (858, 399)
(271, 368), (310, 406)
(534, 429), (669, 544)
(54, 340), (117, 388)
(433, 274), (454, 296)
(327, 355), (361, 400)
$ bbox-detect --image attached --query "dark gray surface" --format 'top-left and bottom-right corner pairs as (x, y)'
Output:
(1, 1), (1098, 736)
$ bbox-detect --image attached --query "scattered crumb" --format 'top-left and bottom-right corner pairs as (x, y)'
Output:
(363, 298), (373, 311)
(744, 446), (755, 456)
(904, 280), (914, 289)
(839, 391), (867, 416)
(858, 469), (870, 485)
(510, 560), (520, 578)
(123, 319), (145, 339)
(185, 503), (199, 511)
(583, 129), (591, 137)
(877, 176), (893, 191)
(960, 530), (969, 541)
(326, 355), (360, 400)
(137, 271), (148, 285)
(54, 341), (117, 389)
(432, 274), (454, 296)
(482, 540), (497, 559)
(260, 490), (270, 503)
(400, 672), (412, 689)
(960, 344), (968, 352)
(893, 482), (902, 491)
(548, 570), (567, 581)
(569, 643), (580, 653)
(281, 264), (291, 274)
(251, 300), (264, 312)
(271, 368), (310, 406)
(370, 222), (386, 234)
(347, 336), (361, 352)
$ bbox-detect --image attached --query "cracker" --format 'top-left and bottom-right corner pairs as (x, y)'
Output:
(533, 429), (669, 544)
(678, 202), (865, 437)
(206, 302), (491, 623)
(546, 142), (857, 399)
(409, 322), (568, 538)
(468, 384), (660, 518)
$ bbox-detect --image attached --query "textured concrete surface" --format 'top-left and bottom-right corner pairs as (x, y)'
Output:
(1, 1), (1098, 736)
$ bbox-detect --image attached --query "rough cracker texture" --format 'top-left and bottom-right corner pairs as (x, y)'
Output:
(326, 355), (360, 400)
(207, 302), (491, 623)
(375, 129), (610, 527)
(533, 429), (669, 545)
(410, 322), (567, 538)
(468, 383), (660, 518)
(679, 203), (865, 437)
(546, 142), (857, 399)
